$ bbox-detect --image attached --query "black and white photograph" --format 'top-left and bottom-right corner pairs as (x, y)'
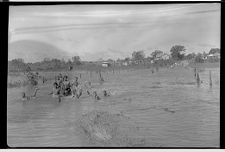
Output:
(7, 3), (220, 147)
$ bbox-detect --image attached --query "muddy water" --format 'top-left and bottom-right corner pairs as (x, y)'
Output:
(7, 67), (220, 147)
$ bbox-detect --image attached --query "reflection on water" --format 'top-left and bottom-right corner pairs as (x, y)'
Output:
(7, 67), (220, 147)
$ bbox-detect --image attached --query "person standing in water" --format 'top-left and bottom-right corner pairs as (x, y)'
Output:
(71, 76), (79, 98)
(83, 81), (92, 96)
(49, 82), (60, 97)
(22, 71), (39, 100)
(50, 79), (63, 102)
(63, 75), (71, 96)
(194, 68), (197, 78)
(93, 91), (101, 100)
(103, 90), (110, 97)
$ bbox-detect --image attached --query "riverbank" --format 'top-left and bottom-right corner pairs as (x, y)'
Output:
(189, 62), (220, 69)
(7, 61), (220, 89)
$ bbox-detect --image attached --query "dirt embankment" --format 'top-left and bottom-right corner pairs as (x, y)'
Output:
(75, 110), (153, 147)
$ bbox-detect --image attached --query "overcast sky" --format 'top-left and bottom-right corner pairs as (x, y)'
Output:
(9, 4), (220, 62)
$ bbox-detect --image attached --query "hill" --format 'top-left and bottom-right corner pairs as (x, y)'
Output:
(8, 40), (70, 63)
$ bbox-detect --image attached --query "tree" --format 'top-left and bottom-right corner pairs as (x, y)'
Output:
(107, 58), (114, 63)
(132, 51), (145, 63)
(170, 45), (186, 60)
(185, 54), (192, 60)
(72, 56), (81, 65)
(11, 58), (26, 72)
(185, 53), (196, 60)
(209, 48), (220, 54)
(195, 53), (204, 63)
(51, 58), (61, 69)
(151, 50), (163, 60)
(124, 57), (130, 62)
(67, 59), (72, 66)
(25, 66), (31, 72)
(11, 58), (24, 63)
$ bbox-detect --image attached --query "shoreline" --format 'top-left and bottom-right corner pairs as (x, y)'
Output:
(188, 62), (220, 69)
(7, 62), (220, 89)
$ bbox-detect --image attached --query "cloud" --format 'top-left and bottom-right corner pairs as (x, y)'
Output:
(9, 4), (220, 62)
(186, 9), (220, 15)
(10, 4), (220, 36)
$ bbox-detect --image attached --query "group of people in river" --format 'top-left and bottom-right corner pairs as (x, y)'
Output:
(22, 72), (111, 102)
(51, 73), (110, 102)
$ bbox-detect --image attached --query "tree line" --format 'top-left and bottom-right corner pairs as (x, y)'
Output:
(8, 45), (220, 72)
(131, 46), (219, 63)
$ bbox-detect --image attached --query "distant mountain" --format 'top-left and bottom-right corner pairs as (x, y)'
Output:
(8, 40), (70, 63)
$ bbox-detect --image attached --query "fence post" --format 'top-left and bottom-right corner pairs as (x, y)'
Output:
(196, 73), (201, 86)
(209, 70), (212, 87)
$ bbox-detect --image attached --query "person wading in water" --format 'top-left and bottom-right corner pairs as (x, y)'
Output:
(63, 75), (71, 96)
(71, 76), (81, 99)
(22, 71), (39, 101)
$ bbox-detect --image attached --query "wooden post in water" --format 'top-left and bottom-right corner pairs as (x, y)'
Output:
(194, 68), (197, 78)
(209, 70), (212, 87)
(196, 73), (201, 86)
(99, 71), (102, 80)
(112, 65), (115, 74)
(79, 73), (82, 79)
(99, 70), (104, 82)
